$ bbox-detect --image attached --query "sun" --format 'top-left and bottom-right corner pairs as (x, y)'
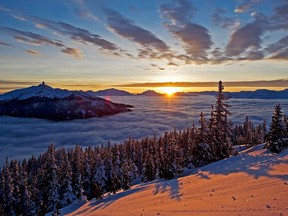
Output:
(160, 87), (179, 96)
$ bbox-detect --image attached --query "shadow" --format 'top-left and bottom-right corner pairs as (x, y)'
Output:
(196, 170), (211, 179)
(73, 181), (156, 215)
(194, 146), (288, 182)
(154, 178), (182, 201)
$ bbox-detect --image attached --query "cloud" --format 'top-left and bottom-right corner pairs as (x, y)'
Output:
(225, 19), (266, 57)
(171, 23), (212, 59)
(1, 27), (83, 58)
(105, 9), (170, 59)
(270, 1), (288, 31)
(72, 0), (99, 21)
(26, 49), (42, 55)
(0, 41), (13, 47)
(0, 6), (27, 21)
(160, 0), (196, 24)
(116, 80), (288, 88)
(212, 8), (240, 29)
(0, 80), (40, 94)
(34, 18), (122, 55)
(0, 80), (39, 85)
(160, 0), (213, 62)
(265, 36), (288, 55)
(234, 0), (260, 13)
(0, 95), (285, 165)
(61, 47), (83, 58)
(2, 27), (64, 47)
(269, 49), (288, 60)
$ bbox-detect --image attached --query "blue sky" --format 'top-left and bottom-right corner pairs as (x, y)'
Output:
(0, 0), (288, 93)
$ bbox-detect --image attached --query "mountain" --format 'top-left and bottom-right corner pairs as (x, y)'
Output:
(0, 82), (133, 120)
(225, 89), (288, 99)
(59, 145), (288, 216)
(138, 90), (163, 96)
(93, 88), (133, 96)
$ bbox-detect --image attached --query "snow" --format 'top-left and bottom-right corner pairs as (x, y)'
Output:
(0, 82), (72, 101)
(63, 145), (288, 216)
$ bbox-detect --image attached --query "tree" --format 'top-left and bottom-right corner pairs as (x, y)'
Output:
(19, 160), (36, 216)
(265, 104), (288, 153)
(3, 158), (15, 216)
(72, 145), (85, 200)
(46, 144), (60, 212)
(93, 153), (107, 198)
(59, 149), (75, 206)
(209, 81), (233, 160)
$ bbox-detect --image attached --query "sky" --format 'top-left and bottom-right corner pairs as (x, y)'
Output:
(0, 0), (288, 93)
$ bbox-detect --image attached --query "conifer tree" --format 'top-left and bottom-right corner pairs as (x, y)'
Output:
(46, 144), (60, 212)
(93, 153), (107, 198)
(210, 81), (233, 160)
(72, 145), (85, 200)
(19, 160), (36, 216)
(265, 104), (288, 153)
(0, 169), (6, 215)
(59, 150), (75, 206)
(11, 160), (21, 215)
(3, 158), (15, 216)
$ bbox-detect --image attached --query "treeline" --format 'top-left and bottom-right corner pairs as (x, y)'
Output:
(0, 81), (287, 216)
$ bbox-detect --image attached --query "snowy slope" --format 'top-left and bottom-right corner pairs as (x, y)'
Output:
(62, 145), (288, 216)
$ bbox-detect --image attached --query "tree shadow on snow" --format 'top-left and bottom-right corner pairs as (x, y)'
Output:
(73, 181), (156, 215)
(195, 147), (288, 182)
(154, 178), (182, 201)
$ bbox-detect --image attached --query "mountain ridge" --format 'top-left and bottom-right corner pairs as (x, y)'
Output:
(0, 82), (133, 120)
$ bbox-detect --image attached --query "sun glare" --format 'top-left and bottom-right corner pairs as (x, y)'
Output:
(160, 87), (179, 96)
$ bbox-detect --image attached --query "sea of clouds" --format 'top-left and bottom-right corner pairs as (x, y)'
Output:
(1, 95), (288, 165)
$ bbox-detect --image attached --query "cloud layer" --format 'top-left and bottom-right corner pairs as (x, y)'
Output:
(1, 95), (288, 165)
(116, 79), (288, 88)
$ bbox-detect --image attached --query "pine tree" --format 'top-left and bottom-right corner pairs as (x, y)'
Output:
(111, 146), (123, 193)
(19, 160), (36, 216)
(3, 158), (15, 216)
(46, 144), (60, 212)
(82, 153), (92, 199)
(93, 153), (107, 198)
(265, 104), (288, 153)
(11, 160), (21, 215)
(210, 81), (233, 160)
(0, 169), (5, 214)
(72, 145), (85, 200)
(59, 149), (75, 206)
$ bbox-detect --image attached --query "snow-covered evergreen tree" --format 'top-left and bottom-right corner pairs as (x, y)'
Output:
(82, 153), (92, 199)
(11, 160), (21, 215)
(93, 153), (107, 198)
(71, 145), (86, 200)
(3, 158), (15, 216)
(265, 104), (288, 153)
(59, 149), (75, 206)
(210, 81), (233, 160)
(19, 160), (36, 216)
(0, 169), (5, 214)
(46, 144), (60, 212)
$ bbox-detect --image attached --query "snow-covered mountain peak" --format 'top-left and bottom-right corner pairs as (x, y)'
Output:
(0, 82), (72, 101)
(0, 83), (133, 120)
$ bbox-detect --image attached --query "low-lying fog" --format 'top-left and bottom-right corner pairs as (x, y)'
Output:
(1, 95), (287, 164)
